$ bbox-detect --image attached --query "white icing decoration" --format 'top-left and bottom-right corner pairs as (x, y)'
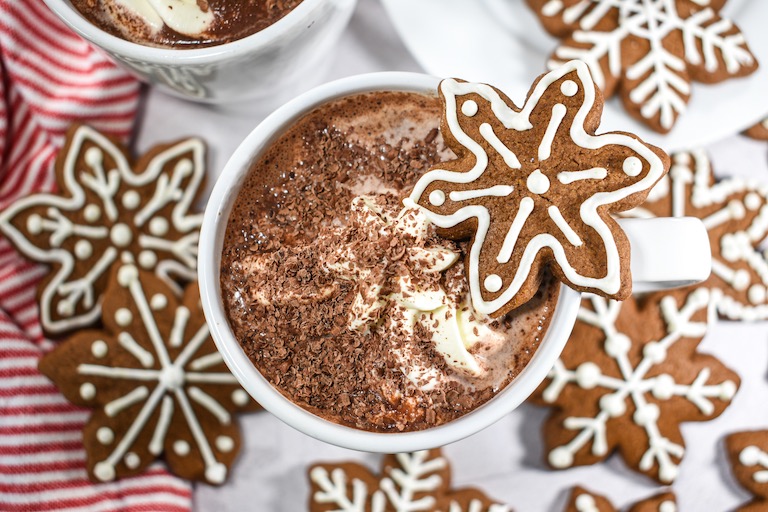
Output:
(80, 382), (96, 400)
(429, 190), (445, 206)
(484, 274), (502, 293)
(149, 217), (169, 237)
(574, 494), (598, 512)
(545, 0), (755, 130)
(91, 340), (108, 358)
(449, 185), (514, 202)
(0, 126), (205, 335)
(97, 427), (114, 445)
(659, 501), (677, 512)
(138, 250), (158, 269)
(624, 150), (768, 319)
(74, 240), (93, 260)
(542, 290), (736, 483)
(538, 104), (566, 161)
(526, 169), (550, 194)
(622, 156), (643, 177)
(739, 445), (768, 483)
(150, 293), (168, 310)
(409, 61), (665, 316)
(122, 191), (141, 210)
(558, 168), (607, 184)
(124, 452), (140, 469)
(111, 0), (215, 37)
(215, 436), (234, 453)
(461, 100), (478, 117)
(231, 389), (249, 407)
(115, 308), (133, 327)
(560, 80), (578, 97)
(548, 205), (582, 246)
(75, 264), (238, 484)
(174, 439), (191, 456)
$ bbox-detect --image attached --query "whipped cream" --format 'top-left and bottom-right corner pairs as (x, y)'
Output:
(107, 0), (215, 38)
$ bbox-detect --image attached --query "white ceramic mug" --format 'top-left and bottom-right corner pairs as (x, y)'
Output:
(43, 0), (357, 103)
(198, 72), (712, 453)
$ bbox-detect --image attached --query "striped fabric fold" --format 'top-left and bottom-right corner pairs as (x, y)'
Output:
(0, 1), (193, 510)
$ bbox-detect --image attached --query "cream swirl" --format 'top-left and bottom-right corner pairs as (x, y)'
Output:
(110, 0), (215, 37)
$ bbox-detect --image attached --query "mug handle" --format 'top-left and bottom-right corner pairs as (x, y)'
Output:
(618, 217), (711, 293)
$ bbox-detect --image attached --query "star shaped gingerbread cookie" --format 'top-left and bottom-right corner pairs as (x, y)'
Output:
(409, 61), (668, 317)
(0, 124), (204, 335)
(528, 0), (758, 132)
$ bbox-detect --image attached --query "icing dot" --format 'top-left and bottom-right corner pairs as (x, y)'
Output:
(643, 341), (666, 364)
(115, 308), (133, 327)
(575, 362), (601, 389)
(622, 156), (643, 177)
(633, 403), (660, 426)
(527, 169), (550, 194)
(110, 223), (133, 247)
(733, 270), (750, 291)
(599, 393), (625, 417)
(548, 447), (573, 468)
(139, 250), (157, 269)
(93, 461), (115, 482)
(124, 452), (140, 469)
(149, 217), (169, 237)
(484, 274), (503, 293)
(117, 265), (138, 287)
(651, 374), (675, 400)
(720, 380), (737, 400)
(74, 240), (93, 260)
(96, 427), (114, 445)
(122, 191), (141, 210)
(659, 501), (677, 512)
(429, 190), (445, 206)
(57, 301), (75, 316)
(91, 340), (108, 358)
(205, 463), (228, 485)
(745, 192), (762, 211)
(727, 200), (746, 220)
(560, 80), (578, 97)
(541, 0), (563, 16)
(26, 214), (44, 235)
(174, 440), (191, 456)
(176, 158), (193, 176)
(85, 147), (103, 167)
(461, 100), (479, 117)
(232, 389), (249, 406)
(159, 366), (185, 391)
(740, 445), (762, 466)
(79, 382), (96, 400)
(216, 435), (235, 453)
(604, 333), (631, 357)
(84, 204), (101, 223)
(659, 463), (678, 484)
(749, 284), (766, 304)
(574, 495), (597, 511)
(150, 293), (168, 310)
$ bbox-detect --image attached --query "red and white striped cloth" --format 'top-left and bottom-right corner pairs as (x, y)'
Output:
(0, 1), (193, 510)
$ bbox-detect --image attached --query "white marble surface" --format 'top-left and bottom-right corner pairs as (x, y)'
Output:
(135, 1), (768, 509)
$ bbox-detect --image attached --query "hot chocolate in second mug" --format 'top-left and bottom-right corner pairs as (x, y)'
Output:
(198, 72), (711, 453)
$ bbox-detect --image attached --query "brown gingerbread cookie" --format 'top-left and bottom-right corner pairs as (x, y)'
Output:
(726, 430), (768, 512)
(39, 262), (259, 485)
(744, 118), (768, 141)
(0, 124), (205, 336)
(308, 449), (510, 512)
(627, 150), (768, 320)
(408, 61), (668, 318)
(565, 486), (677, 512)
(530, 288), (739, 484)
(527, 0), (758, 132)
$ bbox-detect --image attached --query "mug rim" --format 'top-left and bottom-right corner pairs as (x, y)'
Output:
(43, 0), (329, 64)
(198, 71), (582, 453)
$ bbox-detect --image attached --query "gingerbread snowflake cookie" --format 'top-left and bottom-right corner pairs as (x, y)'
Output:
(726, 430), (768, 512)
(39, 263), (258, 484)
(530, 288), (739, 484)
(628, 150), (768, 320)
(744, 117), (768, 141)
(0, 124), (205, 336)
(309, 449), (509, 512)
(409, 61), (668, 317)
(528, 0), (758, 132)
(565, 487), (676, 512)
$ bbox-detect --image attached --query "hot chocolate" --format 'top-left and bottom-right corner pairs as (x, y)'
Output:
(70, 0), (303, 48)
(220, 91), (559, 432)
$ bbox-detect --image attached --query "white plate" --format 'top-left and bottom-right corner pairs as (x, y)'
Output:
(381, 0), (768, 151)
